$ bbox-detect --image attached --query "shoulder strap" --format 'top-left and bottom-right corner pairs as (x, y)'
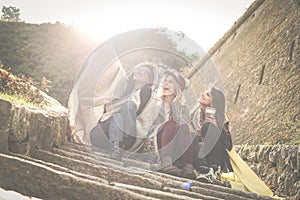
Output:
(136, 85), (152, 116)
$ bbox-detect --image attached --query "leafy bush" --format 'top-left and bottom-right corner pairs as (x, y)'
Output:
(0, 65), (51, 107)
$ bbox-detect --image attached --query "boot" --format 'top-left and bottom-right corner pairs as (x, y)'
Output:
(182, 164), (197, 180)
(110, 140), (122, 161)
(158, 156), (182, 176)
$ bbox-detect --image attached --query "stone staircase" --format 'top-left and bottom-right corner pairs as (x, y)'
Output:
(0, 142), (276, 200)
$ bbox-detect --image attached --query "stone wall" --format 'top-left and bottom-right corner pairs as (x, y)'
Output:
(188, 0), (300, 144)
(0, 97), (69, 155)
(235, 145), (300, 198)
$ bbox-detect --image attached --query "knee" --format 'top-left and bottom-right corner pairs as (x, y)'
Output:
(111, 113), (123, 127)
(179, 124), (189, 131)
(163, 120), (178, 136)
(127, 101), (137, 110)
(121, 101), (137, 113)
(164, 120), (178, 131)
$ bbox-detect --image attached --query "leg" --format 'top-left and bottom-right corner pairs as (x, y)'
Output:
(173, 125), (196, 179)
(157, 120), (182, 176)
(159, 120), (178, 166)
(119, 101), (137, 149)
(90, 118), (111, 150)
(109, 113), (124, 161)
(192, 134), (208, 171)
(173, 125), (193, 167)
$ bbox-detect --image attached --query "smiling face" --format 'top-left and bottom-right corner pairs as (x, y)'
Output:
(163, 74), (177, 97)
(199, 90), (213, 107)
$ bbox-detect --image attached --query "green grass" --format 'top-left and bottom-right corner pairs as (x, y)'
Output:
(0, 92), (41, 108)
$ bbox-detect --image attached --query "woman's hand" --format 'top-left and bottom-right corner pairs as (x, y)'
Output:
(204, 116), (217, 126)
(173, 90), (182, 102)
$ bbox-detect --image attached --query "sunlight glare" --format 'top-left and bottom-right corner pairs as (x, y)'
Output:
(73, 15), (119, 43)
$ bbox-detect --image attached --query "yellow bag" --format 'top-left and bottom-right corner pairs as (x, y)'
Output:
(221, 146), (282, 199)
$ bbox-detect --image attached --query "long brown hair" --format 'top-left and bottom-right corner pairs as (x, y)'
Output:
(211, 87), (225, 129)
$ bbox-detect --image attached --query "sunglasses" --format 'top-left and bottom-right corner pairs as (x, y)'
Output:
(134, 67), (150, 74)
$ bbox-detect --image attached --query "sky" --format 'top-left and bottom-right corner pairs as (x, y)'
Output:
(0, 0), (254, 50)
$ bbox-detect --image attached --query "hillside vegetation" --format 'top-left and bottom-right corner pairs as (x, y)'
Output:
(0, 21), (97, 105)
(0, 21), (197, 106)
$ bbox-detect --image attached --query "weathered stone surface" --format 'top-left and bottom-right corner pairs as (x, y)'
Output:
(287, 146), (298, 171)
(32, 149), (163, 190)
(54, 114), (69, 147)
(8, 140), (29, 155)
(186, 0), (300, 145)
(28, 110), (59, 151)
(291, 180), (300, 197)
(237, 144), (300, 197)
(269, 145), (280, 164)
(57, 143), (275, 200)
(0, 153), (154, 200)
(1, 138), (283, 200)
(9, 105), (29, 142)
(297, 145), (300, 176)
(0, 98), (12, 153)
(247, 146), (258, 162)
(0, 96), (68, 155)
(257, 145), (271, 163)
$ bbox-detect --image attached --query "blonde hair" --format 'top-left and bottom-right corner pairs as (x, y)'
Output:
(160, 73), (185, 104)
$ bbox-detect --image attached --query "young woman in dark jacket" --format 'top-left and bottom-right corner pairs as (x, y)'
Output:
(192, 87), (233, 172)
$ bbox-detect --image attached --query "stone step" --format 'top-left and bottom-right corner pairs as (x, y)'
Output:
(0, 141), (275, 200)
(31, 150), (248, 200)
(33, 149), (241, 200)
(61, 142), (156, 170)
(0, 153), (216, 200)
(32, 149), (162, 190)
(60, 142), (274, 200)
(49, 149), (257, 199)
(47, 143), (270, 199)
(0, 153), (156, 200)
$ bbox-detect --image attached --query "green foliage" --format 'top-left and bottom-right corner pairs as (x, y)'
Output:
(0, 22), (194, 106)
(0, 66), (50, 107)
(1, 6), (21, 22)
(0, 21), (96, 105)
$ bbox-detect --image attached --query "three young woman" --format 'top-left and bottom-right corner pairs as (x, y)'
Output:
(89, 63), (232, 178)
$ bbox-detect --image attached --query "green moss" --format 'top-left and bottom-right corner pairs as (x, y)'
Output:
(0, 92), (41, 108)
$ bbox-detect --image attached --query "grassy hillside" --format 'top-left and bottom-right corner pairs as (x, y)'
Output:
(0, 22), (198, 106)
(0, 21), (97, 105)
(1, 20), (298, 146)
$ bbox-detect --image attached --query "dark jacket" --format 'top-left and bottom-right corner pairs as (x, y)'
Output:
(195, 87), (233, 172)
(198, 122), (233, 172)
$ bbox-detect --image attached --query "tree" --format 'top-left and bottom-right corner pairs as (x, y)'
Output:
(1, 6), (21, 22)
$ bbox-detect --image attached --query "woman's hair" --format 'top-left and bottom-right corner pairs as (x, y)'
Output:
(210, 87), (225, 129)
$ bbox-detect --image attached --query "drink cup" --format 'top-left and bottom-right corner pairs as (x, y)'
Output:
(205, 107), (216, 118)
